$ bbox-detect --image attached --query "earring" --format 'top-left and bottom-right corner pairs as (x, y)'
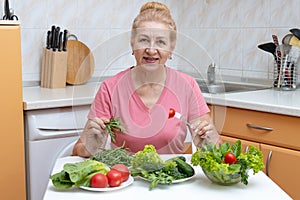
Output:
(132, 51), (134, 55)
(169, 54), (172, 60)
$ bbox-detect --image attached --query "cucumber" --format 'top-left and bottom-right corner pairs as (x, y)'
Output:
(172, 157), (194, 177)
(174, 156), (186, 162)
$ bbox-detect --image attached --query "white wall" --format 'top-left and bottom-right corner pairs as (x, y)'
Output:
(2, 0), (300, 84)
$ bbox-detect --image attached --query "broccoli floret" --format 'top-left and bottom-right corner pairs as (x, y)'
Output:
(130, 145), (164, 175)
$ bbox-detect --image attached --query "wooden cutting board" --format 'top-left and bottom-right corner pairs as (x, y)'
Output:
(66, 39), (94, 85)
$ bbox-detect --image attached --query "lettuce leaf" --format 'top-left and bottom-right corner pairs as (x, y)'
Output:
(50, 160), (109, 189)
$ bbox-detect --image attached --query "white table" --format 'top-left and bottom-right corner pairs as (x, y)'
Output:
(43, 156), (292, 200)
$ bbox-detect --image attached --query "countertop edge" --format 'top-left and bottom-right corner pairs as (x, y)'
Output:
(23, 84), (300, 117)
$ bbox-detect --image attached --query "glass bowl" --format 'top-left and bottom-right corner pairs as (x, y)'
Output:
(202, 168), (241, 186)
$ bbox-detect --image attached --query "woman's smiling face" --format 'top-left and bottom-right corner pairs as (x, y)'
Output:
(131, 21), (174, 68)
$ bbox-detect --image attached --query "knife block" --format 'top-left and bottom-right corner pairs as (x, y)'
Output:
(41, 48), (68, 88)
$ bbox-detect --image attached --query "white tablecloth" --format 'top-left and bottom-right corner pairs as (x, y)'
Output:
(43, 155), (292, 200)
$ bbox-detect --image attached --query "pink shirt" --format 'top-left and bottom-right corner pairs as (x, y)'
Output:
(88, 67), (209, 154)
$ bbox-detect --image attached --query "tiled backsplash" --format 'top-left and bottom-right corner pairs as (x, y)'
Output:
(2, 0), (300, 84)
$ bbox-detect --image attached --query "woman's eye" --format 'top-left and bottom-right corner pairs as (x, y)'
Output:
(157, 39), (167, 46)
(139, 38), (149, 43)
(159, 40), (166, 44)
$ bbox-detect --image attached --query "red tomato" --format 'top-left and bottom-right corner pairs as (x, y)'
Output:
(111, 164), (130, 182)
(106, 169), (122, 187)
(224, 152), (238, 165)
(90, 173), (108, 188)
(169, 108), (175, 118)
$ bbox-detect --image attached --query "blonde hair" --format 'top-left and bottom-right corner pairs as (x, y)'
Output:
(133, 2), (176, 31)
(131, 2), (177, 44)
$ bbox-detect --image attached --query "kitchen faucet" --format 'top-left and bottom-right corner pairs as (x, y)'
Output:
(207, 63), (216, 85)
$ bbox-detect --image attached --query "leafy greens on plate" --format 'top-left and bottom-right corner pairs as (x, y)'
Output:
(130, 145), (195, 189)
(50, 160), (109, 189)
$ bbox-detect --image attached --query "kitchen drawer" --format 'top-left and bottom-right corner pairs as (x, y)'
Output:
(215, 106), (300, 151)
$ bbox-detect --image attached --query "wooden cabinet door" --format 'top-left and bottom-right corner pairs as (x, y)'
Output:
(261, 144), (300, 200)
(221, 135), (260, 152)
(214, 106), (300, 151)
(0, 24), (26, 200)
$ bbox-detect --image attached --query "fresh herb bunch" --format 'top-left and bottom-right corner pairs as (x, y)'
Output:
(105, 117), (126, 143)
(90, 146), (133, 167)
(191, 140), (264, 185)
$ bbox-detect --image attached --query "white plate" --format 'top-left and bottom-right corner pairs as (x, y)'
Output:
(79, 176), (134, 192)
(138, 173), (195, 184)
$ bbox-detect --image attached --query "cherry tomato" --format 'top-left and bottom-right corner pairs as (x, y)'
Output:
(106, 169), (122, 187)
(169, 108), (175, 118)
(224, 152), (238, 165)
(90, 173), (108, 188)
(111, 164), (130, 182)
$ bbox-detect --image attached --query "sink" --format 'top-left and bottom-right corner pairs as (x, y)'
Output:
(196, 79), (271, 94)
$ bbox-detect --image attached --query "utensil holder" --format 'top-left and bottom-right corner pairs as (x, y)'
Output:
(273, 45), (299, 90)
(41, 48), (68, 88)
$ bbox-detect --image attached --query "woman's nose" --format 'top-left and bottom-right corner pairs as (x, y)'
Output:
(145, 47), (158, 54)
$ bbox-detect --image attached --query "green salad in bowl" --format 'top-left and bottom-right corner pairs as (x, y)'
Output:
(191, 140), (264, 185)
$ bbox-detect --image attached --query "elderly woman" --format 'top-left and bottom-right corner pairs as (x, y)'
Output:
(73, 2), (221, 157)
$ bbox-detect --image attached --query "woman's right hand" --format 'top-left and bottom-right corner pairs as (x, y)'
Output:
(72, 117), (109, 157)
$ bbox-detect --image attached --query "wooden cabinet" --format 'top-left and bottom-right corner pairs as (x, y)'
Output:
(0, 22), (26, 200)
(260, 144), (300, 200)
(214, 106), (300, 200)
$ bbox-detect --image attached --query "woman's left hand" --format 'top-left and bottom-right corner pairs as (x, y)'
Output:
(189, 113), (222, 146)
(190, 120), (214, 139)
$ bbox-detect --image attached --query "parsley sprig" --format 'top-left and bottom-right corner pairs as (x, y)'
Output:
(105, 117), (126, 143)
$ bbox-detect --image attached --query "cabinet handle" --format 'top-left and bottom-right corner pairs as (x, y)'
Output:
(266, 150), (273, 176)
(245, 145), (249, 152)
(246, 123), (273, 131)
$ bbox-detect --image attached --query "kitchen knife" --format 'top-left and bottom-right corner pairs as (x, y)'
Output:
(51, 25), (56, 51)
(58, 32), (63, 52)
(46, 30), (51, 49)
(54, 27), (60, 50)
(3, 0), (10, 20)
(62, 29), (68, 51)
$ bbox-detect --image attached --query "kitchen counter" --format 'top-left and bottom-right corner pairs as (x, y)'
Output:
(23, 82), (300, 117)
(23, 82), (101, 110)
(203, 88), (300, 117)
(43, 155), (292, 200)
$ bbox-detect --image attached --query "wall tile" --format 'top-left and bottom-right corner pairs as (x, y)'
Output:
(18, 0), (300, 83)
(240, 0), (270, 28)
